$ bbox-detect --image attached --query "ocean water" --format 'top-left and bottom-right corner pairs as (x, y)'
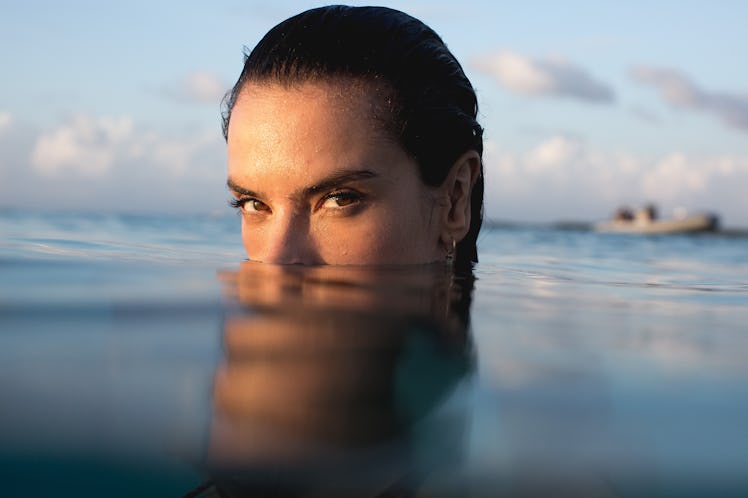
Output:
(1, 210), (747, 497)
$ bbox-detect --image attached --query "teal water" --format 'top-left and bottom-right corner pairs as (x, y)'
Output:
(1, 210), (747, 497)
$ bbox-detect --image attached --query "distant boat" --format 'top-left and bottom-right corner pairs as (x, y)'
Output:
(594, 205), (719, 234)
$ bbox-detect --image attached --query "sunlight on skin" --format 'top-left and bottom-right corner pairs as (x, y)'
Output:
(227, 81), (453, 265)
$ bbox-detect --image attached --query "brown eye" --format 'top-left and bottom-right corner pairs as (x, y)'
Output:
(321, 191), (363, 208)
(242, 199), (271, 213)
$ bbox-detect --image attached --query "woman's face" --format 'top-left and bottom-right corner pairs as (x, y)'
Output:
(227, 81), (447, 265)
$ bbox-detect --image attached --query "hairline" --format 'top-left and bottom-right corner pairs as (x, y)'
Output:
(228, 74), (405, 148)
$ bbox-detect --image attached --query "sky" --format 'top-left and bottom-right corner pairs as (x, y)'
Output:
(1, 0), (747, 227)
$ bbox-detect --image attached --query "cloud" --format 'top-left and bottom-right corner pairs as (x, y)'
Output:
(31, 115), (134, 176)
(1, 113), (228, 214)
(528, 135), (583, 170)
(483, 136), (748, 227)
(472, 51), (615, 103)
(174, 71), (229, 104)
(631, 65), (748, 132)
(0, 112), (11, 135)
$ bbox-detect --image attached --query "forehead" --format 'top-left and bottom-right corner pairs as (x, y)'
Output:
(227, 80), (403, 184)
(230, 78), (391, 134)
(232, 80), (370, 133)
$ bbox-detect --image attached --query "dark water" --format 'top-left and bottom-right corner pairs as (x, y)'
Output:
(1, 211), (747, 497)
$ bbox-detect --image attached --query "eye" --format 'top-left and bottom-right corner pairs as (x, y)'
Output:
(320, 190), (364, 209)
(230, 197), (271, 214)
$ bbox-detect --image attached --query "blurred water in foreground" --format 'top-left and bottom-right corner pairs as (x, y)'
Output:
(1, 210), (747, 497)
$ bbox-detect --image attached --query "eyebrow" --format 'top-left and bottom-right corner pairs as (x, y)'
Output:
(227, 178), (262, 198)
(227, 169), (379, 199)
(305, 170), (378, 195)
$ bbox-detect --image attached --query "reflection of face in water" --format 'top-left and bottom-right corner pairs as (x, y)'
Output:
(201, 263), (475, 496)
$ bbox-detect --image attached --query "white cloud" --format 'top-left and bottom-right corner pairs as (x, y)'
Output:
(476, 51), (551, 94)
(640, 154), (706, 199)
(0, 112), (12, 135)
(31, 115), (134, 176)
(156, 71), (229, 105)
(528, 135), (583, 170)
(472, 51), (615, 103)
(1, 113), (228, 213)
(631, 65), (748, 132)
(29, 114), (224, 180)
(178, 71), (228, 104)
(483, 136), (748, 227)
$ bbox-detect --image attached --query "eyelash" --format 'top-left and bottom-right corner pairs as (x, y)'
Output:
(229, 190), (365, 214)
(229, 197), (268, 214)
(320, 190), (364, 208)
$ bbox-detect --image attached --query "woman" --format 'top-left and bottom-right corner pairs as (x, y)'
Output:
(223, 5), (484, 270)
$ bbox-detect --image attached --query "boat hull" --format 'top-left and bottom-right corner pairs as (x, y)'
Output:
(594, 214), (719, 234)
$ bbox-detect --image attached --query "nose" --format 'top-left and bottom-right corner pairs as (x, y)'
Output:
(260, 211), (322, 265)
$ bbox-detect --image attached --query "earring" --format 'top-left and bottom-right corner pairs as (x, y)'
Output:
(446, 238), (456, 264)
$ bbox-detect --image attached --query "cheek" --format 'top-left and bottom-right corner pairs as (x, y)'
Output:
(306, 218), (373, 264)
(241, 224), (252, 257)
(314, 209), (439, 265)
(241, 218), (265, 258)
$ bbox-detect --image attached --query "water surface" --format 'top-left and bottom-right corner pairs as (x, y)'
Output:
(1, 211), (747, 496)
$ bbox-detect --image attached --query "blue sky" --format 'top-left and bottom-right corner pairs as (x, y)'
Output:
(2, 1), (747, 226)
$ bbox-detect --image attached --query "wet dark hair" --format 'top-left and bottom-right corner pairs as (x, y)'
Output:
(222, 5), (484, 269)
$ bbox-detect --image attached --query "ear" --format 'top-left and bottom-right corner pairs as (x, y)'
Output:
(440, 150), (481, 248)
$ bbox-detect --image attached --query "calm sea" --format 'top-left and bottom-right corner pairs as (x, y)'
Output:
(1, 210), (747, 497)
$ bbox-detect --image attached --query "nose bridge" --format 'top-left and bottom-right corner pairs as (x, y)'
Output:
(264, 208), (320, 265)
